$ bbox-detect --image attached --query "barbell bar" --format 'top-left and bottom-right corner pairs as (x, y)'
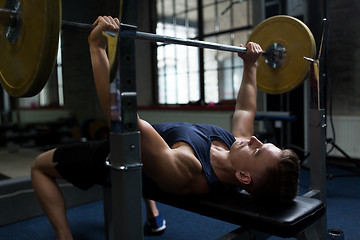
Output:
(61, 20), (287, 71)
(0, 7), (284, 60)
(60, 20), (287, 86)
(0, 1), (315, 97)
(63, 20), (259, 55)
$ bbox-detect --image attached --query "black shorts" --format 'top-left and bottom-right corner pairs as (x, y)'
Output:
(53, 140), (110, 190)
(53, 140), (161, 192)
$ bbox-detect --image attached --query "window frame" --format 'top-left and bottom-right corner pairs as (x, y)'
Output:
(155, 0), (253, 106)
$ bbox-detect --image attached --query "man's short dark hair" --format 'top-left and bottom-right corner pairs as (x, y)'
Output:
(250, 149), (300, 204)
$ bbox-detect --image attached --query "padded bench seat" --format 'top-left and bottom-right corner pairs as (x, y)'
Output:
(143, 188), (325, 238)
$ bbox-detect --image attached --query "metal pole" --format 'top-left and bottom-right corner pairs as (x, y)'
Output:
(302, 17), (329, 239)
(104, 0), (143, 239)
(302, 60), (327, 239)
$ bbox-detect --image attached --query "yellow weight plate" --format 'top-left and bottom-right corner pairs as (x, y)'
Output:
(248, 15), (316, 94)
(0, 0), (61, 97)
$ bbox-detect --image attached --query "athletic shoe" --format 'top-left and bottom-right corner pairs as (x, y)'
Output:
(144, 215), (166, 235)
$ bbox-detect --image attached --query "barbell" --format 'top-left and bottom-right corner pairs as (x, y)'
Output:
(0, 0), (316, 97)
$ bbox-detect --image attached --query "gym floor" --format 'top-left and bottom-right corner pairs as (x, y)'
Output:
(0, 147), (42, 179)
(0, 148), (359, 239)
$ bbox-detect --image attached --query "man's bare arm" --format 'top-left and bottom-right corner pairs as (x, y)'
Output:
(88, 16), (120, 123)
(232, 42), (263, 139)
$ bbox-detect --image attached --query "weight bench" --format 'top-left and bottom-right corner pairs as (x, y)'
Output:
(141, 187), (326, 239)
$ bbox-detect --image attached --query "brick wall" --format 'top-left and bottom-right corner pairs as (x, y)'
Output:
(328, 0), (360, 116)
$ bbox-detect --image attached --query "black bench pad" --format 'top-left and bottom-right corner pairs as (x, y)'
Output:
(143, 188), (325, 238)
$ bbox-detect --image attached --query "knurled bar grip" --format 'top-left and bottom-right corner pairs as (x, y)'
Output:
(60, 20), (248, 53)
(134, 31), (247, 53)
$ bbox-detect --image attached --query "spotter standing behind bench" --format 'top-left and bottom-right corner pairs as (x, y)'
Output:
(31, 16), (300, 240)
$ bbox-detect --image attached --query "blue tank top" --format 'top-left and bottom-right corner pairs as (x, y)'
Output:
(152, 122), (236, 191)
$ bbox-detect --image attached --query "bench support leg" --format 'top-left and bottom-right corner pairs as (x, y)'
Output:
(216, 227), (271, 240)
(297, 223), (321, 240)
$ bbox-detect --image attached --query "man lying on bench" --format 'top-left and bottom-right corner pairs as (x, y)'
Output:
(31, 16), (300, 240)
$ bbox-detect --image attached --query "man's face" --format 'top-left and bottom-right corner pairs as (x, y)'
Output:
(230, 136), (282, 180)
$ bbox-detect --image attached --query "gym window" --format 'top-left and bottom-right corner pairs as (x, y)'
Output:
(156, 0), (253, 105)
